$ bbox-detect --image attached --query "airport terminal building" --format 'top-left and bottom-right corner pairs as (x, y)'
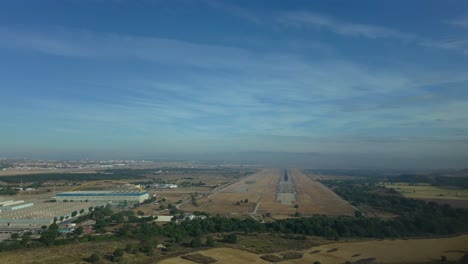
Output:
(56, 190), (149, 203)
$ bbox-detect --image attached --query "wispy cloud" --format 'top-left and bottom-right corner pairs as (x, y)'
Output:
(1, 24), (467, 157)
(276, 11), (468, 55)
(0, 27), (252, 69)
(445, 16), (468, 28)
(203, 0), (264, 25)
(422, 37), (468, 55)
(278, 11), (415, 40)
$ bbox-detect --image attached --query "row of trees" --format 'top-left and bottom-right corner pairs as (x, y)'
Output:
(2, 178), (468, 254)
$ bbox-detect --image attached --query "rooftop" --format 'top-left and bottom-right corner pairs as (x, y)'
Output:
(57, 191), (148, 196)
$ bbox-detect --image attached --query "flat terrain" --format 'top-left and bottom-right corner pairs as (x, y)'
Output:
(0, 169), (100, 177)
(181, 169), (355, 218)
(160, 235), (468, 264)
(1, 234), (467, 264)
(385, 183), (468, 200)
(289, 169), (355, 216)
(0, 240), (150, 264)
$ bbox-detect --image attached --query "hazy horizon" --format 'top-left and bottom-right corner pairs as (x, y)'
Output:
(1, 1), (467, 169)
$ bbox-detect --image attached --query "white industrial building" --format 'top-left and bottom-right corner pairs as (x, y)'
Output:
(0, 200), (34, 211)
(56, 190), (149, 203)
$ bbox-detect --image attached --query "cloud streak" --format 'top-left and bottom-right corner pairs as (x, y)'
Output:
(445, 16), (468, 28)
(278, 11), (415, 40)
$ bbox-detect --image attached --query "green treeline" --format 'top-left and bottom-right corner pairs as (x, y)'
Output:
(387, 175), (468, 188)
(2, 179), (468, 253)
(0, 170), (150, 183)
(0, 187), (19, 195)
(0, 168), (257, 184)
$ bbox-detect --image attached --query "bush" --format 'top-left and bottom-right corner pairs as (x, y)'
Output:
(281, 251), (303, 260)
(260, 254), (283, 262)
(113, 248), (124, 257)
(191, 237), (202, 248)
(181, 253), (217, 264)
(85, 253), (100, 263)
(223, 233), (237, 244)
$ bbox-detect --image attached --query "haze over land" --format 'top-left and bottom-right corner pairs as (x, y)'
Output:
(1, 1), (468, 168)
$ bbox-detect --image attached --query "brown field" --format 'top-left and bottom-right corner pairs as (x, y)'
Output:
(0, 169), (99, 177)
(161, 248), (266, 264)
(181, 169), (355, 218)
(160, 235), (468, 264)
(383, 183), (468, 209)
(0, 240), (151, 264)
(384, 183), (468, 200)
(181, 169), (280, 217)
(288, 169), (355, 216)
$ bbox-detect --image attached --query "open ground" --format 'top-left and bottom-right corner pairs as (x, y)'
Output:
(383, 183), (468, 200)
(384, 182), (468, 209)
(160, 234), (468, 264)
(180, 169), (355, 218)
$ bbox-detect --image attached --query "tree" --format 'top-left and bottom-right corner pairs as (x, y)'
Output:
(95, 219), (107, 233)
(190, 237), (202, 248)
(21, 234), (31, 245)
(139, 242), (154, 256)
(49, 222), (59, 231)
(125, 244), (133, 253)
(113, 248), (124, 257)
(137, 210), (145, 216)
(223, 233), (237, 244)
(74, 226), (84, 236)
(159, 204), (165, 210)
(39, 230), (57, 246)
(354, 210), (364, 218)
(86, 253), (100, 263)
(205, 235), (215, 247)
(294, 204), (299, 209)
(10, 233), (19, 240)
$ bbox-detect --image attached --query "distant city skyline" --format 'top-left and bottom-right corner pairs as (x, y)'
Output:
(1, 1), (467, 168)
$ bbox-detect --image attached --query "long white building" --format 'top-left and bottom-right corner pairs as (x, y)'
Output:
(56, 190), (149, 203)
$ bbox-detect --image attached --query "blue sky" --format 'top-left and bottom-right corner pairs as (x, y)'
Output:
(0, 1), (467, 167)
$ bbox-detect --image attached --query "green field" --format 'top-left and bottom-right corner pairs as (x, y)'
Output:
(383, 182), (468, 200)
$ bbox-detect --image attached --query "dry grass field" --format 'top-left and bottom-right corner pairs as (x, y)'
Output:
(0, 169), (100, 177)
(0, 240), (146, 264)
(161, 247), (266, 264)
(181, 169), (280, 216)
(383, 182), (468, 209)
(160, 235), (468, 264)
(181, 169), (355, 218)
(289, 169), (355, 216)
(384, 183), (468, 200)
(2, 235), (466, 264)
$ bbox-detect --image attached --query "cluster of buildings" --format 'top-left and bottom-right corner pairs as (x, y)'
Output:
(55, 190), (149, 203)
(147, 183), (178, 189)
(0, 200), (100, 228)
(0, 191), (150, 230)
(0, 200), (33, 213)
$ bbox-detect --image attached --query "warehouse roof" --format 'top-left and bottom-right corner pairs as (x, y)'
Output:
(57, 191), (148, 197)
